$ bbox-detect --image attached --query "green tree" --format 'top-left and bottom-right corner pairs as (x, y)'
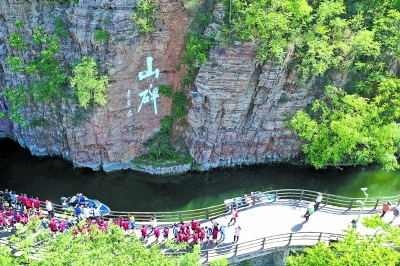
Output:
(287, 215), (400, 265)
(289, 76), (400, 170)
(70, 56), (109, 109)
(2, 217), (200, 265)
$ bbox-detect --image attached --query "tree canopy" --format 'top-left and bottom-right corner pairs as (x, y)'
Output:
(289, 75), (400, 170)
(286, 215), (400, 265)
(1, 217), (199, 265)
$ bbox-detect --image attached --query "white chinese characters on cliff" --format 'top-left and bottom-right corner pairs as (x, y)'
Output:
(125, 56), (160, 117)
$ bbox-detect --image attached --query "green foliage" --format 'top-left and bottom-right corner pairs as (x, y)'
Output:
(0, 112), (5, 119)
(287, 227), (400, 265)
(54, 17), (69, 38)
(94, 29), (109, 42)
(223, 0), (400, 79)
(182, 32), (213, 68)
(172, 91), (190, 119)
(2, 217), (200, 265)
(14, 20), (23, 27)
(9, 32), (26, 50)
(133, 0), (157, 34)
(6, 56), (23, 72)
(210, 257), (229, 266)
(158, 85), (174, 98)
(32, 26), (43, 45)
(1, 85), (27, 125)
(30, 36), (68, 102)
(289, 75), (400, 170)
(134, 86), (192, 167)
(70, 56), (109, 109)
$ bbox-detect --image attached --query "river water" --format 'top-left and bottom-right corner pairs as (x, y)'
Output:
(0, 138), (399, 212)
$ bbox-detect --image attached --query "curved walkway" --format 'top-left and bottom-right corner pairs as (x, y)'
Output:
(135, 199), (399, 263)
(2, 189), (400, 264)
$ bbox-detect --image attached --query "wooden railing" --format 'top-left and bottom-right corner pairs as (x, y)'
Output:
(44, 189), (400, 223)
(201, 232), (345, 262)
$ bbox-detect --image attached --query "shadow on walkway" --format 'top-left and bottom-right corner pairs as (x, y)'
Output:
(291, 221), (306, 232)
(260, 200), (380, 216)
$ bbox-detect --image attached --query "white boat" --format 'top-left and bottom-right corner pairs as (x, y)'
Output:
(60, 195), (112, 216)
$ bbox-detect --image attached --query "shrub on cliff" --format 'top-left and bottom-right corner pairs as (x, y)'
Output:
(70, 56), (109, 109)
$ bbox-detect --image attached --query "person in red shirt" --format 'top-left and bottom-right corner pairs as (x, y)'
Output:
(14, 213), (21, 223)
(183, 233), (189, 243)
(185, 225), (191, 236)
(199, 227), (205, 244)
(25, 197), (33, 211)
(141, 225), (148, 243)
(381, 202), (391, 217)
(33, 198), (40, 210)
(192, 232), (199, 244)
(21, 194), (27, 209)
(178, 232), (184, 243)
(191, 219), (199, 232)
(154, 227), (161, 243)
(122, 220), (129, 233)
(180, 222), (186, 234)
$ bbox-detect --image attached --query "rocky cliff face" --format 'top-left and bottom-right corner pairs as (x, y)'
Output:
(0, 0), (335, 173)
(0, 0), (190, 172)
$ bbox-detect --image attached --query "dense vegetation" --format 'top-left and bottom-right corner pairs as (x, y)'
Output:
(287, 215), (400, 265)
(223, 0), (400, 79)
(132, 0), (158, 34)
(289, 75), (400, 170)
(1, 217), (200, 265)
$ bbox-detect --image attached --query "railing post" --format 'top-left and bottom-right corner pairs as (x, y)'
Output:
(288, 233), (292, 245)
(179, 214), (182, 223)
(325, 195), (329, 205)
(262, 237), (266, 249)
(206, 250), (209, 261)
(206, 208), (210, 220)
(299, 190), (304, 201)
(274, 191), (277, 202)
(234, 244), (239, 256)
(318, 232), (322, 242)
(374, 199), (380, 210)
(349, 199), (354, 209)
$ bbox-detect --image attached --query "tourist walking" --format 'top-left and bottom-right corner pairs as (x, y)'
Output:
(233, 225), (241, 243)
(381, 202), (391, 218)
(3, 189), (11, 207)
(390, 205), (400, 225)
(304, 203), (315, 222)
(141, 225), (148, 243)
(211, 224), (219, 244)
(45, 200), (54, 218)
(219, 222), (228, 242)
(314, 192), (323, 211)
(228, 208), (238, 225)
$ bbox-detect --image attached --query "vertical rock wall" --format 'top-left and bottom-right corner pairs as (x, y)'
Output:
(0, 0), (190, 171)
(186, 46), (321, 170)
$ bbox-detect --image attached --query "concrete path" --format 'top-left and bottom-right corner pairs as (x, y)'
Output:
(135, 199), (399, 255)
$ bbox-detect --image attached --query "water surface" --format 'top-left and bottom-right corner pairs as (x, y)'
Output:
(0, 139), (399, 211)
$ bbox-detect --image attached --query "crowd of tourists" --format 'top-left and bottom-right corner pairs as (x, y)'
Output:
(0, 189), (47, 231)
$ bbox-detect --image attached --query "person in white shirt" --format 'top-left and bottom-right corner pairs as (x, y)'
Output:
(234, 225), (241, 243)
(83, 206), (90, 219)
(314, 192), (323, 211)
(45, 200), (54, 218)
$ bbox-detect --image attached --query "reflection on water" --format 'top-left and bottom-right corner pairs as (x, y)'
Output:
(0, 139), (399, 212)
